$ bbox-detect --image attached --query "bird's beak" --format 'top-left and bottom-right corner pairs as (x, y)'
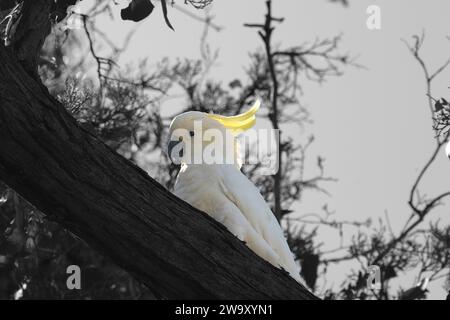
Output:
(168, 140), (183, 163)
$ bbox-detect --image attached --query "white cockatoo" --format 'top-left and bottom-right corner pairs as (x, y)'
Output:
(446, 141), (450, 159)
(167, 100), (301, 282)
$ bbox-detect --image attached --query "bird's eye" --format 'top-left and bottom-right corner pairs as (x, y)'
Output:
(178, 136), (183, 142)
(189, 131), (195, 137)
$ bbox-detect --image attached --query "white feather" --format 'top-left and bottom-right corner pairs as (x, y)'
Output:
(445, 140), (450, 159)
(174, 163), (301, 281)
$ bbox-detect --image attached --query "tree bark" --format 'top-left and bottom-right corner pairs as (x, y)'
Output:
(0, 0), (318, 299)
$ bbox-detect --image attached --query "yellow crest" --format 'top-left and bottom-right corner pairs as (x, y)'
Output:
(207, 99), (261, 133)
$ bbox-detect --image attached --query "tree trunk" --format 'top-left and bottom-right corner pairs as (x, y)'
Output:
(0, 0), (318, 299)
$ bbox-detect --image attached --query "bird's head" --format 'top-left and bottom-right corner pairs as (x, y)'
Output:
(167, 99), (261, 167)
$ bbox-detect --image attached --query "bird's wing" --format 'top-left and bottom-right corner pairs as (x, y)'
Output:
(218, 165), (300, 280)
(173, 165), (284, 271)
(445, 141), (450, 159)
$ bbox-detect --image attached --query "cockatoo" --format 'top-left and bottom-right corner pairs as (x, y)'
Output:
(167, 100), (301, 282)
(446, 141), (450, 159)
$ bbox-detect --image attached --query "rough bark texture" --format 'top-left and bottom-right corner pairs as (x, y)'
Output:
(0, 0), (318, 299)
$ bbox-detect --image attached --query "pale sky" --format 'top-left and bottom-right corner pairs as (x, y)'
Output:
(75, 0), (450, 299)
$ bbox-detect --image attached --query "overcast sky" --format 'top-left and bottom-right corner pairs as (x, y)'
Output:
(76, 0), (450, 299)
